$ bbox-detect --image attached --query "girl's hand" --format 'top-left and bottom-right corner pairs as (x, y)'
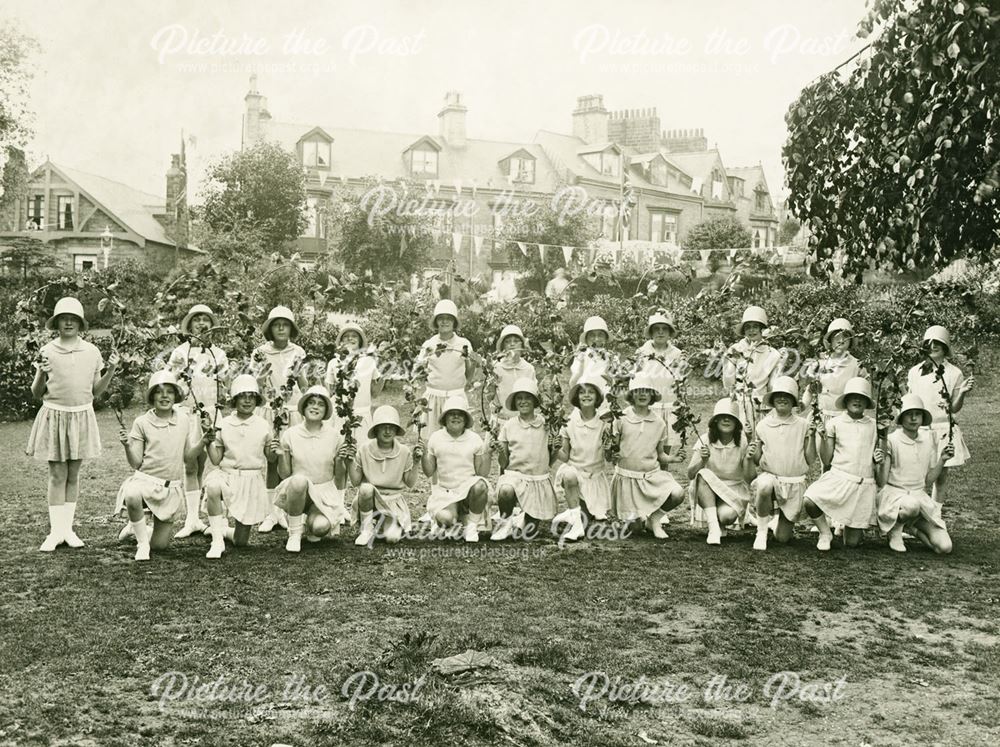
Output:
(107, 351), (121, 369)
(337, 443), (357, 461)
(746, 441), (759, 459)
(118, 428), (129, 445)
(806, 422), (817, 437)
(412, 442), (425, 460)
(202, 430), (217, 446)
(942, 442), (956, 460)
(873, 447), (885, 464)
(699, 443), (710, 461)
(672, 447), (686, 463)
(547, 432), (561, 449)
(268, 437), (282, 454)
(37, 354), (52, 374)
(959, 376), (974, 394)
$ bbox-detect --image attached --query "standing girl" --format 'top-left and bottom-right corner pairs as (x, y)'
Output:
(804, 376), (883, 551)
(569, 317), (614, 416)
(876, 394), (954, 554)
(487, 324), (536, 423)
(417, 300), (477, 439)
(610, 375), (686, 538)
(274, 385), (354, 552)
(115, 371), (211, 561)
(750, 377), (817, 551)
(905, 325), (973, 503)
(349, 405), (421, 547)
(28, 297), (119, 552)
(255, 305), (309, 533)
(422, 396), (490, 542)
(722, 305), (783, 425)
(808, 318), (862, 423)
(202, 375), (277, 559)
(325, 322), (384, 441)
(168, 303), (229, 539)
(635, 312), (685, 454)
(552, 376), (612, 541)
(491, 378), (559, 541)
(688, 398), (756, 545)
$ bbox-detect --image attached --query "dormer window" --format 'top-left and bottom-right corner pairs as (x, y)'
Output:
(650, 160), (667, 187)
(711, 168), (725, 200)
(583, 152), (619, 178)
(500, 149), (536, 184)
(412, 149), (438, 176)
(298, 127), (334, 170)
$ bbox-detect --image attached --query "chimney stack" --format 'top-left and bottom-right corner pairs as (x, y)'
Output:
(243, 74), (271, 147)
(572, 94), (609, 144)
(438, 91), (467, 147)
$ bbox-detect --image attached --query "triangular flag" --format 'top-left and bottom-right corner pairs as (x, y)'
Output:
(539, 244), (547, 262)
(699, 249), (711, 265)
(340, 175), (348, 185)
(516, 241), (528, 257)
(400, 232), (408, 257)
(473, 235), (484, 257)
(453, 179), (462, 196)
(452, 233), (463, 254)
(562, 245), (573, 264)
(729, 247), (738, 259)
(318, 171), (328, 187)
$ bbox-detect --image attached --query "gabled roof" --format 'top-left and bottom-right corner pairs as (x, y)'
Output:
(46, 162), (175, 246)
(403, 135), (442, 153)
(576, 141), (622, 156)
(298, 126), (335, 143)
(728, 165), (770, 192)
(499, 147), (535, 162)
(262, 120), (561, 191)
(664, 149), (727, 182)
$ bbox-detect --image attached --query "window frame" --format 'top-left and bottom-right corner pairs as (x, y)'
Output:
(411, 149), (439, 177)
(56, 195), (74, 230)
(74, 254), (98, 272)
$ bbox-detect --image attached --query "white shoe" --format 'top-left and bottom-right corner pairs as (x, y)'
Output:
(385, 521), (403, 544)
(286, 534), (302, 553)
(63, 529), (85, 548)
(753, 530), (768, 551)
(646, 511), (669, 539)
(355, 512), (376, 547)
(39, 533), (61, 552)
(817, 532), (833, 551)
(118, 522), (135, 541)
(257, 515), (277, 533)
(275, 510), (288, 530)
(134, 544), (151, 561)
(888, 525), (907, 552)
(40, 506), (64, 552)
(61, 504), (84, 547)
(490, 516), (514, 541)
(706, 526), (722, 545)
(464, 520), (480, 543)
(174, 519), (207, 539)
(563, 511), (585, 542)
(206, 539), (225, 559)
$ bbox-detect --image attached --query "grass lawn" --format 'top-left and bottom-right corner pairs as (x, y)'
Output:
(2, 368), (999, 746)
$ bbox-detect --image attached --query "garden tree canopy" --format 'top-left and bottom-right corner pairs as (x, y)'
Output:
(778, 217), (801, 245)
(0, 236), (59, 278)
(683, 215), (753, 273)
(327, 179), (434, 284)
(0, 22), (39, 208)
(784, 0), (1000, 281)
(496, 188), (601, 292)
(199, 140), (308, 252)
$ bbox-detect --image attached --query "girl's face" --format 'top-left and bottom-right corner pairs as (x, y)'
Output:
(151, 384), (177, 412)
(577, 385), (598, 408)
(585, 330), (608, 348)
(514, 392), (536, 415)
(436, 315), (456, 336)
(270, 319), (292, 344)
(743, 322), (764, 342)
(716, 415), (737, 435)
(340, 331), (362, 352)
(844, 394), (868, 418)
(900, 410), (924, 431)
(928, 340), (947, 361)
(631, 389), (653, 408)
(190, 314), (213, 336)
(375, 424), (398, 444)
(302, 395), (328, 422)
(771, 393), (795, 416)
(57, 314), (81, 337)
(502, 335), (523, 353)
(234, 391), (258, 416)
(829, 331), (851, 354)
(444, 411), (467, 434)
(650, 324), (673, 345)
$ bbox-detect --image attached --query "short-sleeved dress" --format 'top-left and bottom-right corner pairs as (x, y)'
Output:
(493, 357), (536, 421)
(876, 428), (946, 534)
(203, 413), (271, 525)
(570, 348), (612, 416)
(688, 433), (751, 516)
(555, 409), (611, 519)
(906, 361), (970, 467)
(168, 341), (229, 436)
(814, 352), (861, 419)
(253, 341), (306, 427)
(611, 407), (681, 521)
(274, 422), (349, 533)
(722, 338), (783, 422)
(418, 334), (472, 437)
(350, 438), (414, 532)
(114, 408), (192, 521)
(497, 413), (557, 520)
(804, 413), (878, 529)
(635, 341), (684, 446)
(325, 352), (381, 440)
(425, 428), (488, 516)
(26, 338), (104, 461)
(752, 412), (811, 521)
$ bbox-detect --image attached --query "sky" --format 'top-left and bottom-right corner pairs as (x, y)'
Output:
(6, 0), (869, 203)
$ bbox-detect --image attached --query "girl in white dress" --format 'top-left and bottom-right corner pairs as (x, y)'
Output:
(876, 394), (954, 554)
(325, 322), (384, 442)
(635, 312), (685, 453)
(416, 300), (478, 439)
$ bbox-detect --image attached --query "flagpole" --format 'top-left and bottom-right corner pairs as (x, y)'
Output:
(619, 152), (625, 256)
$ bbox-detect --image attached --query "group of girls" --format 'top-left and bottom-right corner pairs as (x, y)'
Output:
(27, 295), (972, 561)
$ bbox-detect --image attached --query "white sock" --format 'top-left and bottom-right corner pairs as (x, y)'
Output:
(48, 505), (62, 536)
(287, 513), (304, 536)
(704, 505), (720, 533)
(813, 513), (831, 536)
(184, 491), (201, 521)
(208, 514), (226, 540)
(756, 514), (771, 537)
(132, 519), (150, 546)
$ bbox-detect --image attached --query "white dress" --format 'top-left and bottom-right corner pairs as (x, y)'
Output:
(906, 361), (970, 467)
